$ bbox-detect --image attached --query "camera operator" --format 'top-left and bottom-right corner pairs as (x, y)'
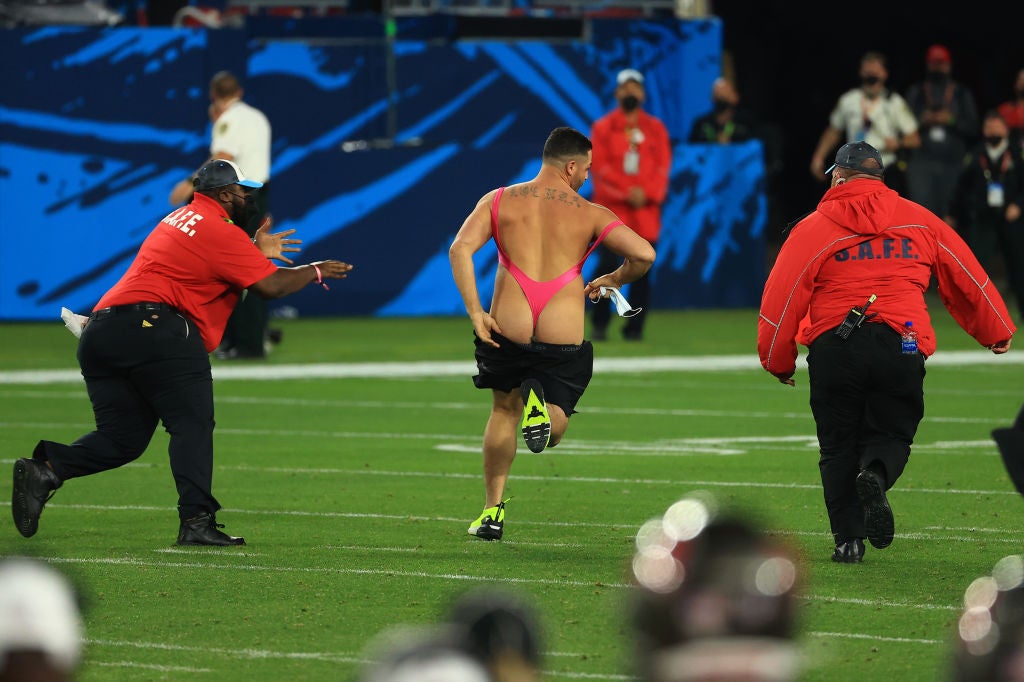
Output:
(758, 141), (1015, 564)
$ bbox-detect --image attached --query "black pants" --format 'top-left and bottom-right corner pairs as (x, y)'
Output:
(36, 304), (219, 521)
(591, 243), (654, 338)
(221, 183), (271, 357)
(806, 322), (925, 542)
(963, 213), (1024, 320)
(221, 291), (269, 357)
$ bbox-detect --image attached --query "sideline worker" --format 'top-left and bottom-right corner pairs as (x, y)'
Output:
(758, 141), (1015, 564)
(12, 160), (354, 546)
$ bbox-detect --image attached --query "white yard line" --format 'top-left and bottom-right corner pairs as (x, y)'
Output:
(1, 350), (1021, 385)
(48, 555), (965, 614)
(86, 638), (367, 664)
(90, 660), (213, 673)
(807, 631), (942, 645)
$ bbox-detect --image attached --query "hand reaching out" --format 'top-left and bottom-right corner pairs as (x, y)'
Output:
(311, 260), (354, 280)
(254, 215), (303, 264)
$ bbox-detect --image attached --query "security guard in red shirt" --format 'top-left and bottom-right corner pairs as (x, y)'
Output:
(758, 142), (1015, 563)
(12, 160), (354, 546)
(589, 68), (672, 341)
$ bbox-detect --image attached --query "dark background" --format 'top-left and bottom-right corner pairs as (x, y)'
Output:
(128, 0), (1024, 242)
(711, 0), (1024, 241)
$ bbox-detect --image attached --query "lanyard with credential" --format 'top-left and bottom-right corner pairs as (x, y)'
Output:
(979, 150), (1012, 183)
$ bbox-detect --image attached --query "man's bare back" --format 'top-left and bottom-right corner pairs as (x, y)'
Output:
(489, 182), (626, 344)
(451, 162), (654, 349)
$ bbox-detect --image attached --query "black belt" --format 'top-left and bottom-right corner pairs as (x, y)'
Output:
(90, 302), (178, 320)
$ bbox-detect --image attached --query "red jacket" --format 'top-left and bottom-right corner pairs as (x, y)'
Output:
(589, 108), (672, 242)
(758, 179), (1016, 378)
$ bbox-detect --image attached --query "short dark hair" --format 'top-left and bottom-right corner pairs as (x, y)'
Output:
(861, 51), (887, 68)
(542, 127), (592, 162)
(984, 109), (1008, 124)
(210, 71), (242, 99)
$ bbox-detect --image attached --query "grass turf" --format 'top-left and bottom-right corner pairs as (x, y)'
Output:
(0, 303), (1021, 681)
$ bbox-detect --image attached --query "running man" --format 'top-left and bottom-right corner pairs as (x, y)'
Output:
(449, 126), (657, 540)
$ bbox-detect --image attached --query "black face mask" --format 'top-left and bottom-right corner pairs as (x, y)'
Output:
(620, 95), (640, 112)
(712, 99), (733, 114)
(986, 136), (1006, 147)
(861, 75), (881, 87)
(927, 70), (948, 83)
(226, 191), (259, 231)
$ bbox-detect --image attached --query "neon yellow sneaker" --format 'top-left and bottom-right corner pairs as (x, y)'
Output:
(520, 379), (551, 453)
(468, 499), (509, 541)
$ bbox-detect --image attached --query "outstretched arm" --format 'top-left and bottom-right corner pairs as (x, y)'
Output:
(583, 211), (656, 301)
(249, 260), (353, 299)
(450, 192), (503, 347)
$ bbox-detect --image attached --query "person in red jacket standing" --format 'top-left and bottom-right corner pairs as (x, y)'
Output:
(589, 68), (672, 341)
(758, 141), (1015, 564)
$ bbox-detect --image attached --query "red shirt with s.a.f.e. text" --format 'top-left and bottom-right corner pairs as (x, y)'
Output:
(95, 193), (277, 352)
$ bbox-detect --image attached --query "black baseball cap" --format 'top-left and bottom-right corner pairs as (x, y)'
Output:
(825, 141), (885, 177)
(193, 159), (263, 191)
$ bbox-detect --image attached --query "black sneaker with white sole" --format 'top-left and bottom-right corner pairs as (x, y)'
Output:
(831, 538), (865, 563)
(468, 499), (508, 541)
(520, 379), (551, 454)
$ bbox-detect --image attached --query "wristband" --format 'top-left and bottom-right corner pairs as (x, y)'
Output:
(311, 263), (329, 291)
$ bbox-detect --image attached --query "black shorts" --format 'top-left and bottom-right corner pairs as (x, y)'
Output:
(473, 332), (594, 416)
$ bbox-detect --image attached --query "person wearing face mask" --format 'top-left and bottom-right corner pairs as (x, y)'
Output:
(588, 68), (672, 342)
(450, 127), (655, 540)
(170, 71), (277, 360)
(947, 111), (1024, 320)
(688, 78), (759, 144)
(760, 141), (1015, 564)
(810, 51), (920, 193)
(690, 75), (786, 243)
(997, 67), (1024, 152)
(11, 159), (355, 546)
(905, 44), (980, 216)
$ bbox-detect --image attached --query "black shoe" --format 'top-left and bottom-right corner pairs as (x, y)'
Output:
(622, 328), (643, 341)
(831, 538), (865, 563)
(856, 469), (894, 549)
(177, 513), (245, 546)
(12, 458), (61, 538)
(993, 427), (1024, 496)
(267, 327), (284, 345)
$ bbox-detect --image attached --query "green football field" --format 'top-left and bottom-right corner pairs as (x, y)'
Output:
(0, 303), (1021, 681)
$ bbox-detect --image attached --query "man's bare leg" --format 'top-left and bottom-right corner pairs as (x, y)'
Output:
(481, 393), (570, 500)
(482, 389), (520, 507)
(549, 404), (568, 447)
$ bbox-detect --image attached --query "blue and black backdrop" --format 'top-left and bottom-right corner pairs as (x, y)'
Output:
(0, 16), (767, 321)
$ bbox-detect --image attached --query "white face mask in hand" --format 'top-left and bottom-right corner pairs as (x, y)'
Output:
(60, 307), (89, 338)
(597, 286), (642, 317)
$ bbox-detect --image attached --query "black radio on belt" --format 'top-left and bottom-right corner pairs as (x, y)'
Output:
(834, 294), (877, 339)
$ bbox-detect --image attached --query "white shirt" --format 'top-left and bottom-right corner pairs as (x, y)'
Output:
(211, 99), (271, 183)
(828, 88), (918, 167)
